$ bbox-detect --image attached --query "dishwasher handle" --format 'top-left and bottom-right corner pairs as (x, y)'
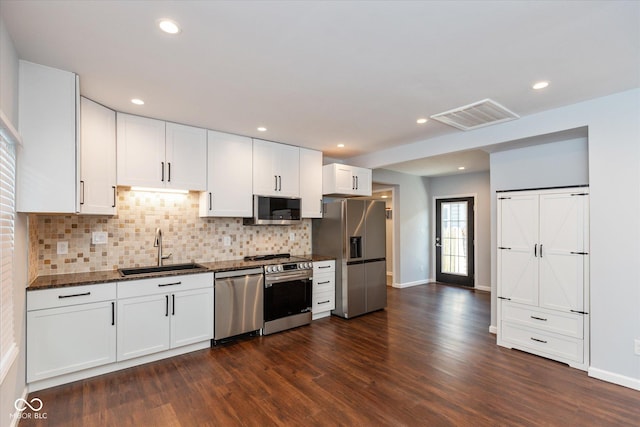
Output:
(215, 268), (264, 280)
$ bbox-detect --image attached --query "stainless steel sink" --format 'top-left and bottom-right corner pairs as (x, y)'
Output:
(118, 263), (208, 277)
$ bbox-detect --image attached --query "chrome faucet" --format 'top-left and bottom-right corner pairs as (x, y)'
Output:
(153, 227), (172, 266)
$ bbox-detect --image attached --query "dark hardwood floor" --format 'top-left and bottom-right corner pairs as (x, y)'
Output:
(20, 284), (640, 426)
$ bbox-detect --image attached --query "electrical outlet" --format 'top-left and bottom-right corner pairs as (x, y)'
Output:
(92, 231), (108, 245)
(289, 232), (295, 241)
(57, 241), (68, 255)
(634, 339), (640, 356)
(223, 236), (231, 246)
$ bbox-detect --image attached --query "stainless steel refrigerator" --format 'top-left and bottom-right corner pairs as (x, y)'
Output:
(312, 199), (387, 318)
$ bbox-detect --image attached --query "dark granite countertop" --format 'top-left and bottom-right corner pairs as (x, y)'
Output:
(28, 254), (336, 291)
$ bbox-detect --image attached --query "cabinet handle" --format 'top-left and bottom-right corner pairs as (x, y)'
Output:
(318, 265), (331, 269)
(530, 316), (547, 321)
(274, 175), (278, 191)
(111, 302), (115, 326)
(352, 176), (356, 190)
(80, 180), (85, 205)
(570, 309), (589, 315)
(534, 244), (537, 257)
(58, 292), (91, 299)
(498, 247), (511, 250)
(530, 337), (547, 344)
(112, 186), (117, 208)
(209, 192), (213, 211)
(539, 244), (543, 258)
(172, 294), (175, 316)
(278, 175), (282, 191)
(320, 199), (323, 214)
(168, 162), (171, 182)
(158, 281), (182, 287)
(498, 296), (511, 300)
(355, 175), (359, 190)
(161, 162), (165, 182)
(165, 295), (169, 317)
(318, 280), (330, 285)
(318, 300), (331, 305)
(570, 251), (589, 255)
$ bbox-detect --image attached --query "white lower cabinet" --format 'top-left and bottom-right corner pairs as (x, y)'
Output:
(27, 283), (117, 382)
(312, 260), (335, 320)
(117, 273), (214, 361)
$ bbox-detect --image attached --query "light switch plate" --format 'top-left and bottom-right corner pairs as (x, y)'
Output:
(223, 236), (231, 246)
(92, 231), (108, 245)
(289, 232), (295, 241)
(57, 241), (68, 255)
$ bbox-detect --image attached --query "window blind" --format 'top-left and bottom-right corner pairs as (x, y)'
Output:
(0, 134), (16, 384)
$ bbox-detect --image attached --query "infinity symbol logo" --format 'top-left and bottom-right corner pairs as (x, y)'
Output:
(15, 398), (43, 412)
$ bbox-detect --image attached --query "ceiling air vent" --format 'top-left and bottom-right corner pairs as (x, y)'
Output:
(430, 99), (519, 131)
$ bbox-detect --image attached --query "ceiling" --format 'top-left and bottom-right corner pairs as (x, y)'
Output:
(2, 1), (639, 175)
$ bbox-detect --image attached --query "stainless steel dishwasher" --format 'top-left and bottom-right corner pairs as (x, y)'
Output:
(214, 268), (264, 343)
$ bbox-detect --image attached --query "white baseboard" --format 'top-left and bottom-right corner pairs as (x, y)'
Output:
(489, 325), (497, 334)
(7, 387), (28, 427)
(475, 285), (491, 292)
(392, 279), (430, 289)
(588, 367), (640, 391)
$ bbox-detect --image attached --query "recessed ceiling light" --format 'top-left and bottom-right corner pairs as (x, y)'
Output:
(532, 81), (549, 90)
(458, 166), (465, 170)
(416, 118), (428, 124)
(158, 19), (181, 34)
(337, 143), (345, 148)
(131, 98), (145, 105)
(257, 127), (267, 132)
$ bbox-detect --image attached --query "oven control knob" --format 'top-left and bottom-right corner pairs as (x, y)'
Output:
(277, 265), (283, 272)
(265, 266), (271, 273)
(307, 262), (313, 269)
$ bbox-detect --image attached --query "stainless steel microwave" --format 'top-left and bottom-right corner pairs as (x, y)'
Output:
(243, 195), (301, 225)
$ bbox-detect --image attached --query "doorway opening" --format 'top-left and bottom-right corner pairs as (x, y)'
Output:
(435, 197), (475, 287)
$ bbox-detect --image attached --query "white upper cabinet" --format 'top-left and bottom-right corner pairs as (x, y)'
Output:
(117, 113), (206, 191)
(80, 97), (117, 215)
(252, 139), (300, 197)
(323, 163), (372, 196)
(17, 60), (79, 213)
(299, 148), (323, 218)
(165, 122), (207, 191)
(199, 130), (253, 217)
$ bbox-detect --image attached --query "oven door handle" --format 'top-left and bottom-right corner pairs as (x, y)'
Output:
(265, 273), (312, 285)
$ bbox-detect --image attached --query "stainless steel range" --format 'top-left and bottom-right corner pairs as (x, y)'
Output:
(244, 254), (313, 335)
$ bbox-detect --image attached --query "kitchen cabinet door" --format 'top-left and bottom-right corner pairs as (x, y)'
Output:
(165, 122), (207, 191)
(80, 97), (117, 215)
(300, 148), (323, 218)
(17, 60), (79, 213)
(200, 130), (253, 217)
(323, 163), (372, 196)
(116, 113), (165, 187)
(27, 301), (116, 382)
(170, 287), (214, 348)
(117, 293), (171, 361)
(253, 139), (300, 197)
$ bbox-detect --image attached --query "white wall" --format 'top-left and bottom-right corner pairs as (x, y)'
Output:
(490, 137), (589, 326)
(0, 15), (28, 427)
(354, 89), (640, 390)
(429, 171), (491, 290)
(372, 169), (430, 287)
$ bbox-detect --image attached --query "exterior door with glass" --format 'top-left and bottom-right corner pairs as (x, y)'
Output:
(435, 197), (475, 286)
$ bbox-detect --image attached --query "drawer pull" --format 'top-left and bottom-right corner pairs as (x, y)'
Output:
(318, 265), (331, 269)
(318, 300), (331, 305)
(498, 247), (511, 250)
(530, 316), (547, 321)
(158, 281), (182, 287)
(58, 292), (91, 299)
(570, 309), (588, 315)
(530, 337), (547, 344)
(317, 281), (331, 285)
(111, 302), (115, 326)
(498, 296), (511, 300)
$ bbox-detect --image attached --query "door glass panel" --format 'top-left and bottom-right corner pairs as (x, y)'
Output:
(441, 201), (468, 276)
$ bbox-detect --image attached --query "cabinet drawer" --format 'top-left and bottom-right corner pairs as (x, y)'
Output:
(313, 290), (335, 313)
(118, 273), (213, 299)
(314, 275), (335, 294)
(313, 260), (335, 273)
(27, 283), (116, 311)
(501, 322), (583, 363)
(502, 301), (583, 338)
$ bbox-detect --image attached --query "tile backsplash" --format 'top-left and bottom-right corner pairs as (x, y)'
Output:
(30, 189), (311, 279)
